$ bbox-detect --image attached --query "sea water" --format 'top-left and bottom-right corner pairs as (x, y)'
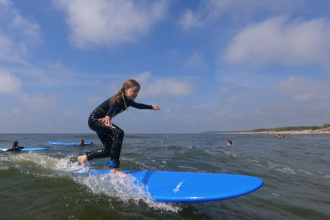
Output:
(0, 133), (329, 219)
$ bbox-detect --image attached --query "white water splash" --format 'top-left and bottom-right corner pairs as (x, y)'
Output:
(2, 153), (181, 213)
(71, 170), (181, 212)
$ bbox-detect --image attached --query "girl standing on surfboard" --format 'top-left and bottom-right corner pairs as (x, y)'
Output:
(78, 79), (160, 177)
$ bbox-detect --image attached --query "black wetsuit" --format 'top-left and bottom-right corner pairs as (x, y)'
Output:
(7, 146), (24, 152)
(87, 95), (153, 168)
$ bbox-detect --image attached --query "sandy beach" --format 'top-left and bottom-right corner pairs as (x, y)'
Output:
(224, 128), (330, 134)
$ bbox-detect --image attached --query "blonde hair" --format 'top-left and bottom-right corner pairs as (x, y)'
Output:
(109, 79), (140, 105)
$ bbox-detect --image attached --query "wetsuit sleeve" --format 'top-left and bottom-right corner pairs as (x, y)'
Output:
(129, 100), (153, 109)
(106, 101), (121, 117)
(7, 147), (24, 151)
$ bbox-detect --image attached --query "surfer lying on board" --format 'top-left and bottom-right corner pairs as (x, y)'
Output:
(6, 141), (24, 152)
(78, 79), (160, 177)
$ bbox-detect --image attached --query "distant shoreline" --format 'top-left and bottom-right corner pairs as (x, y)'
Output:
(223, 129), (330, 134)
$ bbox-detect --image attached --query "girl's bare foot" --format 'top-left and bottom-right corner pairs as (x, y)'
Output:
(111, 168), (127, 177)
(78, 155), (88, 166)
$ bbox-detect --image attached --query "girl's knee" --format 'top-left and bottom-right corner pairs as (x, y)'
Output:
(114, 127), (124, 138)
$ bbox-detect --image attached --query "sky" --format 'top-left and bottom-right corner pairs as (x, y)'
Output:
(1, 0), (330, 133)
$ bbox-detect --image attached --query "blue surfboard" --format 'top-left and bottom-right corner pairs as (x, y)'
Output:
(88, 170), (263, 202)
(48, 141), (93, 146)
(0, 147), (49, 152)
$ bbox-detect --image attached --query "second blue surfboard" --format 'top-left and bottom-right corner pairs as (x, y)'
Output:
(48, 141), (93, 146)
(0, 147), (49, 152)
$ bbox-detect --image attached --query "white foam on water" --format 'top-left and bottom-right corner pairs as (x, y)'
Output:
(272, 193), (281, 197)
(6, 153), (77, 171)
(5, 153), (181, 213)
(267, 162), (296, 175)
(0, 165), (10, 170)
(298, 169), (312, 175)
(71, 171), (181, 212)
(279, 166), (296, 175)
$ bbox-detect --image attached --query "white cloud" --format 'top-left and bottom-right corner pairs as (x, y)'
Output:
(0, 32), (29, 62)
(271, 76), (324, 102)
(0, 0), (11, 7)
(19, 93), (58, 112)
(44, 62), (73, 84)
(85, 95), (102, 106)
(14, 62), (74, 87)
(54, 0), (169, 48)
(9, 13), (40, 41)
(135, 71), (152, 86)
(144, 78), (193, 97)
(177, 0), (302, 31)
(136, 72), (194, 97)
(224, 16), (330, 66)
(0, 1), (41, 62)
(0, 34), (14, 59)
(108, 71), (194, 97)
(218, 85), (233, 94)
(0, 2), (41, 41)
(0, 33), (29, 61)
(0, 71), (21, 95)
(177, 9), (203, 31)
(184, 52), (207, 70)
(62, 109), (73, 117)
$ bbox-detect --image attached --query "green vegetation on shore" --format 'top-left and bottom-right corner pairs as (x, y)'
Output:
(252, 124), (330, 132)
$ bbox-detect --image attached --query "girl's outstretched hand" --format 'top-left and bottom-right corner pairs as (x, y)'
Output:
(152, 104), (160, 110)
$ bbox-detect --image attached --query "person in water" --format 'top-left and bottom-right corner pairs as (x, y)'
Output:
(79, 139), (85, 146)
(277, 134), (287, 138)
(227, 140), (232, 146)
(7, 141), (24, 152)
(78, 79), (160, 177)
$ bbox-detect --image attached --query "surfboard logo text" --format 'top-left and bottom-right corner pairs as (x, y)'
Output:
(173, 181), (185, 193)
